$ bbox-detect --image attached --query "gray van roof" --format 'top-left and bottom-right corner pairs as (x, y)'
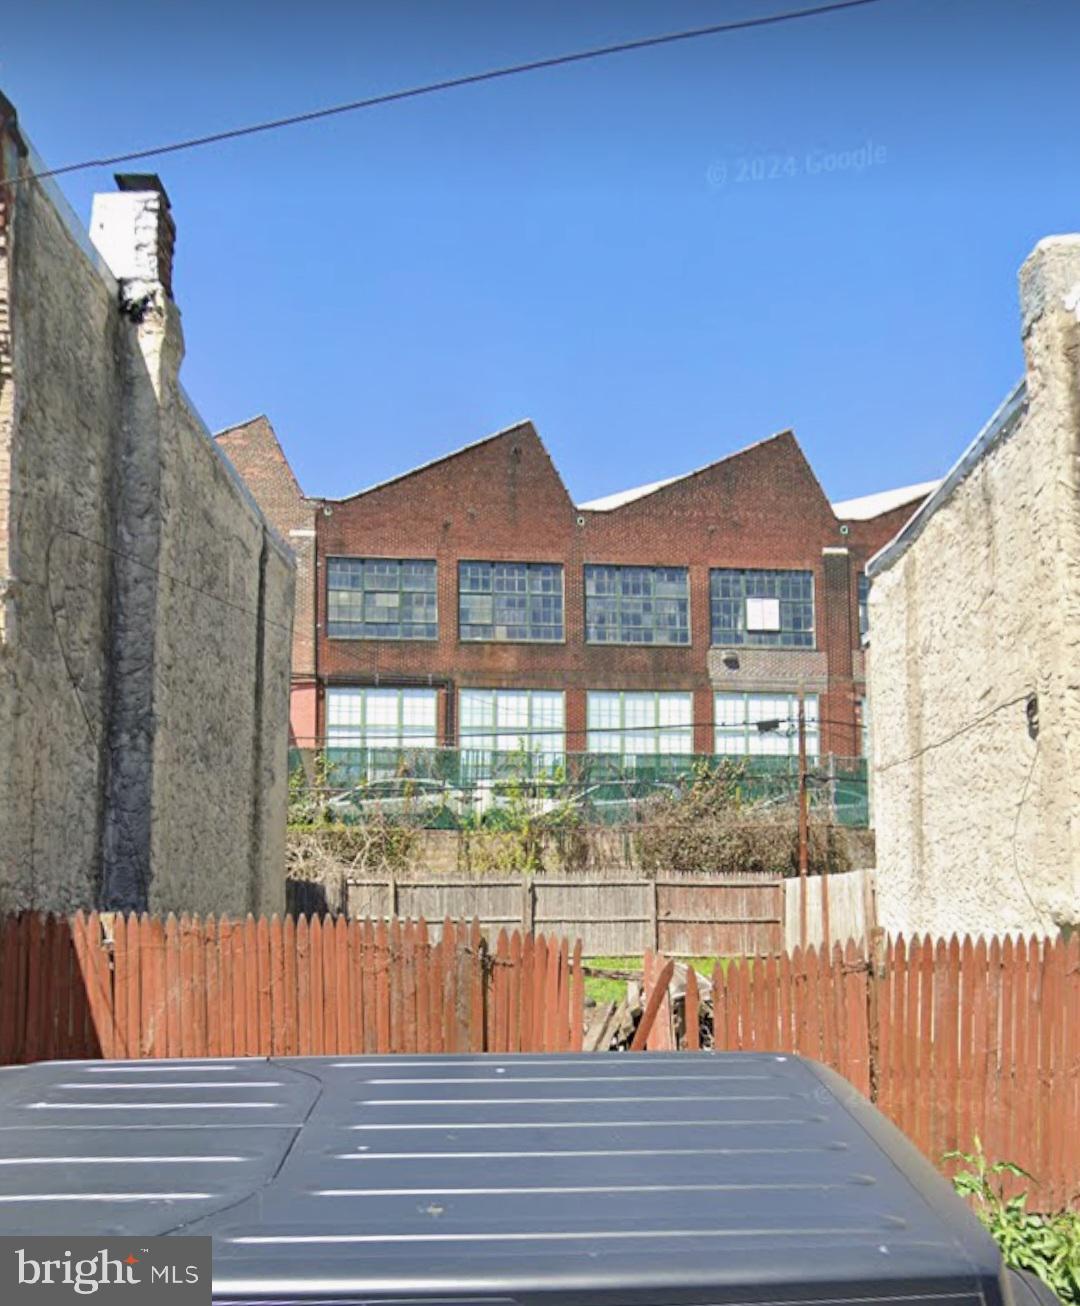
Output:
(0, 1053), (1003, 1305)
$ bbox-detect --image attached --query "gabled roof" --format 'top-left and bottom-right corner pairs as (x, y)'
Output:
(831, 480), (940, 521)
(576, 432), (805, 512)
(578, 474), (686, 511)
(328, 420), (541, 503)
(214, 413), (308, 504)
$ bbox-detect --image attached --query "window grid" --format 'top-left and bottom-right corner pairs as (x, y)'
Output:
(459, 689), (565, 758)
(858, 573), (870, 639)
(326, 557), (437, 640)
(326, 687), (438, 749)
(710, 568), (814, 648)
(713, 692), (820, 758)
(584, 566), (690, 645)
(586, 691), (693, 757)
(459, 562), (564, 642)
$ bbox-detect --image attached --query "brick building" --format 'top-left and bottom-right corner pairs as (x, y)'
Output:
(217, 417), (928, 772)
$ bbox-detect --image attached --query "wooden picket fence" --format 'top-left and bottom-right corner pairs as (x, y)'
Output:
(0, 911), (584, 1063)
(638, 933), (1080, 1210)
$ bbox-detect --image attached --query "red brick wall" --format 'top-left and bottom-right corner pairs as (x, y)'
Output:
(314, 424), (909, 755)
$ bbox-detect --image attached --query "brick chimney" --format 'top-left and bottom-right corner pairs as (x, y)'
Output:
(89, 173), (176, 301)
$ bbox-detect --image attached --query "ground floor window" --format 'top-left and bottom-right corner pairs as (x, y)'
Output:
(326, 686), (438, 749)
(714, 691), (819, 758)
(459, 689), (565, 760)
(586, 691), (693, 757)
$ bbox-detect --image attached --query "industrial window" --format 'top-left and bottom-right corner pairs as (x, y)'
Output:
(710, 569), (814, 647)
(458, 562), (564, 642)
(326, 686), (438, 749)
(858, 573), (870, 640)
(586, 691), (693, 756)
(584, 566), (690, 645)
(714, 692), (819, 758)
(459, 689), (565, 759)
(326, 557), (437, 640)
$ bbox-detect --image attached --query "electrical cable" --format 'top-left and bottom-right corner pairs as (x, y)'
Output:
(874, 693), (1032, 773)
(1010, 738), (1053, 931)
(5, 0), (894, 187)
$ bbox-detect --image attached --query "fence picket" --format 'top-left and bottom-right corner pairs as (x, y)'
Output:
(510, 929), (524, 1053)
(684, 965), (700, 1051)
(570, 939), (584, 1053)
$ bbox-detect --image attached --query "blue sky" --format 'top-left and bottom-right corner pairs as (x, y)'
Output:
(4, 0), (1079, 504)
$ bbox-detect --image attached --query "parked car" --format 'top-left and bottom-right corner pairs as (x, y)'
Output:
(463, 775), (577, 824)
(326, 775), (461, 823)
(0, 1053), (1058, 1306)
(577, 776), (683, 821)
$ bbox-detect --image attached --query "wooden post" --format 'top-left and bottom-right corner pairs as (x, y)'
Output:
(861, 867), (877, 957)
(521, 875), (535, 935)
(387, 875), (398, 922)
(649, 877), (659, 953)
(797, 688), (809, 951)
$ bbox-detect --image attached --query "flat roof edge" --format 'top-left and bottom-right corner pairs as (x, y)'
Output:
(866, 379), (1028, 580)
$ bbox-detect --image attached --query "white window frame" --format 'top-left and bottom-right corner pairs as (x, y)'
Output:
(326, 686), (438, 751)
(713, 691), (819, 759)
(459, 689), (566, 759)
(586, 691), (693, 757)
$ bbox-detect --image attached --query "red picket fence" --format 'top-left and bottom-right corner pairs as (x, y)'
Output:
(636, 933), (1080, 1210)
(0, 911), (584, 1063)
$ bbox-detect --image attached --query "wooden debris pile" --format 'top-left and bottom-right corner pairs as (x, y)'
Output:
(581, 955), (714, 1051)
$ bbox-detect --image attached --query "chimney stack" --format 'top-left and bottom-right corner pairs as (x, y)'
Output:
(89, 173), (176, 300)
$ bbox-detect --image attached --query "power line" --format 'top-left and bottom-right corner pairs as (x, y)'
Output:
(8, 0), (893, 187)
(874, 692), (1031, 773)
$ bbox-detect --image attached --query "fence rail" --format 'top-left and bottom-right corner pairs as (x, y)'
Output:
(0, 911), (583, 1063)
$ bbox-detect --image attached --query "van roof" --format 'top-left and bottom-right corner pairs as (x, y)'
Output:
(0, 1053), (1001, 1304)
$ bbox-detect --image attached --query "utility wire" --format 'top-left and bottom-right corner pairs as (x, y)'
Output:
(874, 693), (1031, 773)
(8, 0), (892, 187)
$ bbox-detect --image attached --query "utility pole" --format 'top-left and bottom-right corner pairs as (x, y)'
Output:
(797, 686), (808, 952)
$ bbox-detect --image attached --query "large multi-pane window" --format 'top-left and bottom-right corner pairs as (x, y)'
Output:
(326, 687), (438, 749)
(710, 569), (814, 647)
(326, 558), (437, 639)
(584, 566), (690, 645)
(587, 691), (693, 756)
(458, 562), (564, 642)
(459, 689), (565, 760)
(714, 692), (819, 758)
(858, 573), (870, 640)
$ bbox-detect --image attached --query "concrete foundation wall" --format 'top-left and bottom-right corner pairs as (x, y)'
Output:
(0, 103), (293, 915)
(868, 237), (1080, 937)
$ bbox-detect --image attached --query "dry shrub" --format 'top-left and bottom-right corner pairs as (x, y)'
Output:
(286, 819), (420, 908)
(635, 761), (852, 876)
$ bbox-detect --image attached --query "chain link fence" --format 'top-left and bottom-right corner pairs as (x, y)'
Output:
(288, 746), (870, 829)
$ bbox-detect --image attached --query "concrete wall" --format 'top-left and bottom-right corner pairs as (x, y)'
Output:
(214, 416), (318, 754)
(0, 97), (293, 916)
(867, 236), (1080, 937)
